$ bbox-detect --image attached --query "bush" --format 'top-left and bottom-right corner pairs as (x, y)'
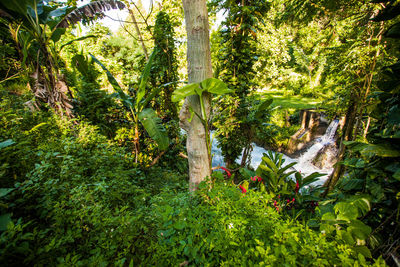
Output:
(149, 181), (383, 266)
(0, 96), (188, 265)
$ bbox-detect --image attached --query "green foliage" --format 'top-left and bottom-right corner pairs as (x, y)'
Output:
(149, 181), (379, 266)
(173, 78), (233, 167)
(212, 0), (271, 166)
(70, 52), (119, 137)
(0, 91), (187, 265)
(0, 21), (20, 82)
(91, 52), (170, 156)
(249, 151), (324, 221)
(314, 196), (373, 259)
(149, 11), (179, 122)
(138, 108), (169, 150)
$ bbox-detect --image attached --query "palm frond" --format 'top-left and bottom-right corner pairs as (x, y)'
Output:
(57, 0), (125, 28)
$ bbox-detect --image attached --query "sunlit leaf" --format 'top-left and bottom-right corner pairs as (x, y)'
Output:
(171, 83), (199, 102)
(138, 108), (169, 150)
(200, 78), (233, 95)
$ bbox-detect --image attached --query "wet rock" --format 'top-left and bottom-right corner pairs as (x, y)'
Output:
(312, 143), (338, 169)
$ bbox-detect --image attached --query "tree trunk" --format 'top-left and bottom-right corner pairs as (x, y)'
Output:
(181, 0), (213, 191)
(128, 8), (149, 60)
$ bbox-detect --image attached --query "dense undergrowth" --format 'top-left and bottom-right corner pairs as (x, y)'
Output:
(0, 88), (386, 266)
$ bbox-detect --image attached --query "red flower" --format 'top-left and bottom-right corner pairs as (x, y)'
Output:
(239, 185), (247, 194)
(256, 176), (263, 182)
(220, 167), (231, 178)
(273, 200), (279, 211)
(292, 198), (295, 202)
(294, 181), (300, 194)
(251, 176), (257, 181)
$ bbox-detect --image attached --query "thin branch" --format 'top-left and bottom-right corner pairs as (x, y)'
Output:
(0, 72), (22, 84)
(104, 14), (145, 24)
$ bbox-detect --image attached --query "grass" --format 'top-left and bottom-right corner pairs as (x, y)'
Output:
(254, 88), (324, 110)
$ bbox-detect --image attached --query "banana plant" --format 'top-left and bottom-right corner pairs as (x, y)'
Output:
(172, 78), (234, 168)
(0, 0), (125, 116)
(90, 52), (169, 163)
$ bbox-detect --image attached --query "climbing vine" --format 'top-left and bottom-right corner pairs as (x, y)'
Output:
(211, 0), (270, 167)
(149, 11), (179, 122)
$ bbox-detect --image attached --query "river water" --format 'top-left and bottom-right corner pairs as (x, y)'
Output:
(210, 120), (339, 185)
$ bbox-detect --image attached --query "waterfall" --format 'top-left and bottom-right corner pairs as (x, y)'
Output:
(321, 119), (339, 144)
(198, 119), (339, 185)
(292, 119), (339, 183)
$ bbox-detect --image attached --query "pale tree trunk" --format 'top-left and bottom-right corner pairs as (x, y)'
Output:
(128, 8), (149, 60)
(181, 0), (213, 191)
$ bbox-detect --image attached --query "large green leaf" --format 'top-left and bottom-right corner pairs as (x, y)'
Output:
(59, 35), (96, 51)
(344, 141), (400, 157)
(0, 213), (12, 231)
(348, 220), (372, 241)
(138, 108), (169, 150)
(301, 172), (325, 187)
(0, 139), (15, 150)
(136, 51), (156, 110)
(352, 246), (372, 259)
(200, 78), (232, 95)
(0, 188), (13, 198)
(171, 83), (199, 102)
(255, 98), (273, 119)
(90, 54), (131, 108)
(0, 0), (33, 15)
(50, 28), (66, 43)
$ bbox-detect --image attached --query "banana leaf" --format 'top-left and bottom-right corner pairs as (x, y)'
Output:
(136, 51), (156, 110)
(138, 108), (169, 150)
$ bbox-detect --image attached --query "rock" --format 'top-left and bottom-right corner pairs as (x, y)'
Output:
(312, 143), (338, 169)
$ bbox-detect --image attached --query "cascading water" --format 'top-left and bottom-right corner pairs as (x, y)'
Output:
(208, 119), (339, 185)
(293, 119), (339, 184)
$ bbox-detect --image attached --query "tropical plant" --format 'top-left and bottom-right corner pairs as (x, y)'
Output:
(149, 11), (179, 122)
(0, 0), (125, 116)
(314, 196), (374, 260)
(211, 0), (270, 167)
(172, 78), (233, 169)
(90, 52), (169, 163)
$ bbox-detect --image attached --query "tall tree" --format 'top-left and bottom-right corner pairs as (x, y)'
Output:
(180, 0), (213, 191)
(149, 11), (179, 121)
(212, 0), (269, 167)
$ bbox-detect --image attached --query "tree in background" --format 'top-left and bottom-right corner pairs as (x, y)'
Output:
(149, 11), (179, 122)
(211, 0), (270, 167)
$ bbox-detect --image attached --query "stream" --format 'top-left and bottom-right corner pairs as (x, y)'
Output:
(210, 119), (340, 185)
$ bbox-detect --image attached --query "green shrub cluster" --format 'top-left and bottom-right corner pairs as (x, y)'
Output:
(0, 90), (187, 265)
(0, 88), (386, 266)
(150, 181), (384, 266)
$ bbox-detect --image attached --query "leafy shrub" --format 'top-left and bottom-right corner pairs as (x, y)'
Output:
(149, 181), (383, 266)
(0, 95), (187, 265)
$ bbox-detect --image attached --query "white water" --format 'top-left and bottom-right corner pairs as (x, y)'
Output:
(295, 119), (339, 180)
(209, 119), (339, 185)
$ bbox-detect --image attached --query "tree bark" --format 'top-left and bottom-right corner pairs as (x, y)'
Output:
(181, 0), (213, 191)
(128, 8), (149, 60)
